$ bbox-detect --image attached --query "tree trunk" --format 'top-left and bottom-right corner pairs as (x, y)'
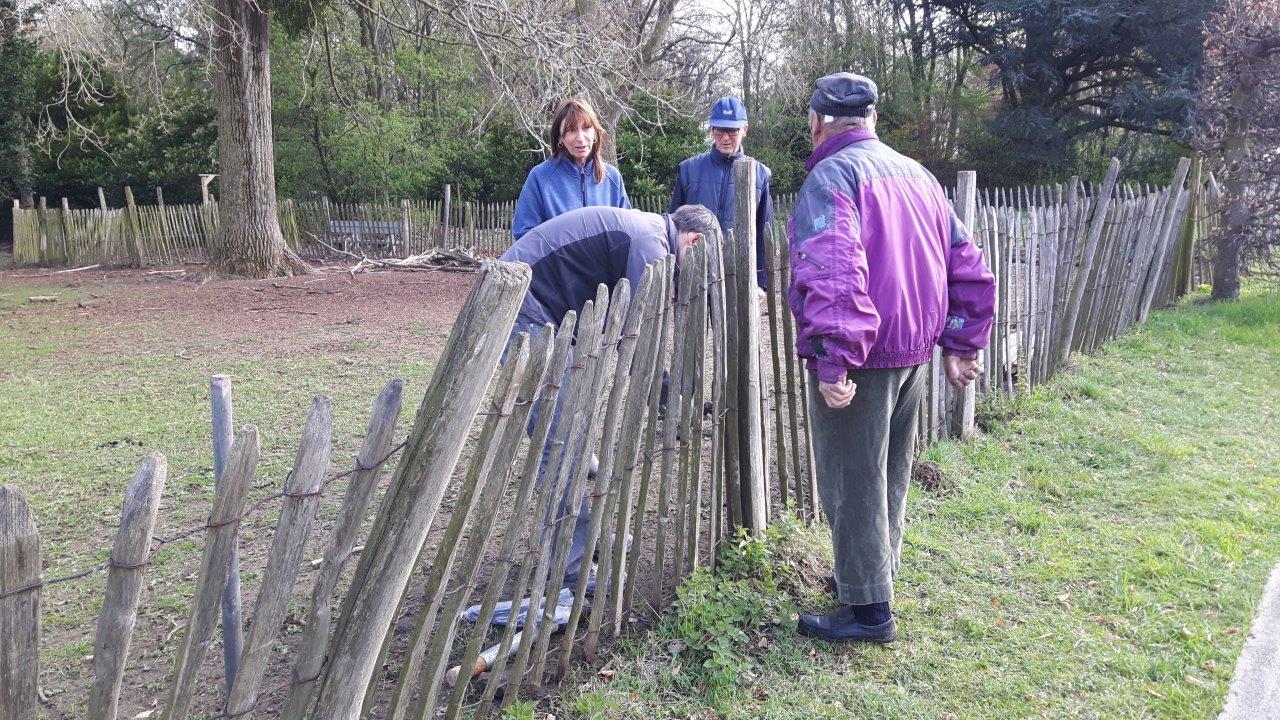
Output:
(1211, 56), (1259, 301)
(209, 0), (305, 278)
(1214, 114), (1246, 301)
(16, 153), (33, 209)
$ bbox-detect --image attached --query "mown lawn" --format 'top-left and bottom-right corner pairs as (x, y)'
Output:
(551, 289), (1280, 720)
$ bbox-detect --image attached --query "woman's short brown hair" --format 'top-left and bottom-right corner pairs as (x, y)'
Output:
(550, 98), (607, 183)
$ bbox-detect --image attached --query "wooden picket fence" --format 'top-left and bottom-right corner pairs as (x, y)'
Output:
(0, 158), (1207, 719)
(0, 228), (821, 719)
(9, 190), (800, 267)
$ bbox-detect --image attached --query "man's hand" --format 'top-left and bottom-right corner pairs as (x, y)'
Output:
(757, 287), (768, 311)
(818, 375), (856, 409)
(943, 355), (982, 389)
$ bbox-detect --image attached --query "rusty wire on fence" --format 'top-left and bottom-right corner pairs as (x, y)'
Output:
(0, 440), (408, 603)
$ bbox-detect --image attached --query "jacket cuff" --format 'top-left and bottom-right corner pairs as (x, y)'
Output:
(815, 358), (848, 384)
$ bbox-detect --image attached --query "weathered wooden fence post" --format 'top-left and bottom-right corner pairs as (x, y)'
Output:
(95, 187), (111, 259)
(1057, 158), (1121, 368)
(154, 187), (172, 260)
(319, 196), (333, 251)
(163, 427), (259, 720)
(59, 197), (73, 265)
(87, 454), (167, 720)
(1173, 156), (1202, 298)
(0, 486), (40, 720)
(732, 157), (768, 534)
(948, 170), (979, 439)
(224, 398), (333, 720)
(465, 200), (475, 248)
(308, 261), (530, 720)
(279, 380), (403, 720)
(200, 174), (217, 205)
(210, 375), (243, 696)
(400, 199), (412, 258)
(703, 235), (732, 543)
(37, 196), (48, 265)
(762, 227), (792, 512)
(441, 183), (452, 248)
(123, 186), (145, 268)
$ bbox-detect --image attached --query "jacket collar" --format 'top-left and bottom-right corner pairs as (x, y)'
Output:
(709, 146), (742, 166)
(805, 128), (877, 172)
(554, 155), (594, 176)
(663, 213), (678, 255)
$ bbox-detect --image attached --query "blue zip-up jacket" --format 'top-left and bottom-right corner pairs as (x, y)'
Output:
(512, 157), (631, 240)
(669, 147), (772, 288)
(500, 206), (675, 326)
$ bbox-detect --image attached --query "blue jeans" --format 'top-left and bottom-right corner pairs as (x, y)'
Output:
(506, 315), (593, 585)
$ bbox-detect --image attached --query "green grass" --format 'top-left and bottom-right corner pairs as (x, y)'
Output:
(553, 289), (1280, 719)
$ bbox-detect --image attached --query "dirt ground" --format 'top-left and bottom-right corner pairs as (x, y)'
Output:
(0, 261), (478, 360)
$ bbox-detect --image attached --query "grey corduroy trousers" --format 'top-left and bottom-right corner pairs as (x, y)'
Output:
(806, 363), (926, 605)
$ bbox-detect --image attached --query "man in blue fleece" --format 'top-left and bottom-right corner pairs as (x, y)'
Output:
(670, 96), (773, 289)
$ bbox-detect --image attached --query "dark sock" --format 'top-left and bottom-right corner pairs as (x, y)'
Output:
(851, 602), (891, 625)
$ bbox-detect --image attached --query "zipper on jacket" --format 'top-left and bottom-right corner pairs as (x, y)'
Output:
(798, 251), (826, 270)
(579, 165), (587, 205)
(719, 164), (731, 225)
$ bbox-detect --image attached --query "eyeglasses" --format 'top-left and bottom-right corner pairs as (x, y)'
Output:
(711, 127), (742, 138)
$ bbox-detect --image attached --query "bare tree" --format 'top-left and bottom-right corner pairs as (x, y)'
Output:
(724, 0), (782, 112)
(1196, 0), (1280, 300)
(381, 0), (712, 159)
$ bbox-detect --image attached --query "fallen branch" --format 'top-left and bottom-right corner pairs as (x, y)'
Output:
(245, 306), (322, 316)
(306, 233), (481, 274)
(349, 248), (483, 274)
(20, 264), (102, 277)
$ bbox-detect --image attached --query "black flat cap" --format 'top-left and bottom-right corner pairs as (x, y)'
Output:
(809, 73), (878, 117)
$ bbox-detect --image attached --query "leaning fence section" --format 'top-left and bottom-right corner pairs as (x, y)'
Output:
(0, 157), (1207, 720)
(0, 246), (784, 719)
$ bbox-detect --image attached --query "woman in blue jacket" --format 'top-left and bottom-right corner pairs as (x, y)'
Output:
(512, 98), (631, 240)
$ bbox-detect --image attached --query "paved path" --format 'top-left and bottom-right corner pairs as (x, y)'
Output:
(1219, 562), (1280, 720)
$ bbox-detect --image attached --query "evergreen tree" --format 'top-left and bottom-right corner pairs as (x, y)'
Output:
(936, 0), (1215, 178)
(0, 0), (37, 208)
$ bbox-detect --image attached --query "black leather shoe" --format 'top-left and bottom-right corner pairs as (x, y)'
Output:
(797, 605), (897, 643)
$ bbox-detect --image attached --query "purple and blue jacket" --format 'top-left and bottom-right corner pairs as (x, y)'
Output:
(786, 129), (995, 384)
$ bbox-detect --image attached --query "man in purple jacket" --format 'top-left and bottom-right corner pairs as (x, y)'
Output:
(788, 73), (995, 643)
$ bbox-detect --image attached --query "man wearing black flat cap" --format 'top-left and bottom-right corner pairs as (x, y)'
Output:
(787, 72), (996, 644)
